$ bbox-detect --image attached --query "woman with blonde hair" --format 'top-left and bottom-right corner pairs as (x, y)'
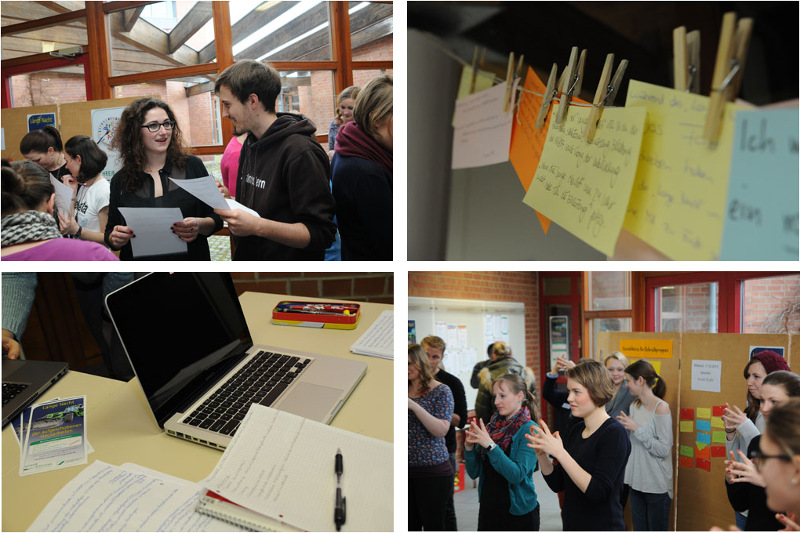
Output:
(408, 343), (454, 530)
(327, 85), (361, 160)
(465, 373), (541, 530)
(332, 74), (392, 260)
(526, 359), (631, 530)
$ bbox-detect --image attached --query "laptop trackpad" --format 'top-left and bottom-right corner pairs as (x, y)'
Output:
(278, 382), (343, 422)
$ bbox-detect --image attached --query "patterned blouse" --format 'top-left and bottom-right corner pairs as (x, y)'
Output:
(408, 384), (454, 467)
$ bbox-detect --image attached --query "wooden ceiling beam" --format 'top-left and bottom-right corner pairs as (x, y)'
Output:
(198, 1), (296, 63)
(1, 9), (86, 36)
(121, 5), (146, 32)
(168, 1), (213, 54)
(235, 2), (328, 61)
(109, 11), (200, 67)
(351, 17), (393, 50)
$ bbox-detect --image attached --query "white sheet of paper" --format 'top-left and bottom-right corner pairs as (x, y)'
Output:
(451, 81), (515, 169)
(691, 359), (722, 393)
(203, 405), (393, 532)
(118, 207), (186, 257)
(27, 460), (245, 532)
(169, 176), (261, 218)
(50, 176), (74, 216)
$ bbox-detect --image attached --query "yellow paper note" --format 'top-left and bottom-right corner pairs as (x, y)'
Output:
(619, 339), (673, 359)
(711, 416), (725, 428)
(680, 420), (694, 433)
(624, 80), (740, 259)
(696, 407), (711, 419)
(522, 103), (646, 255)
(456, 66), (496, 100)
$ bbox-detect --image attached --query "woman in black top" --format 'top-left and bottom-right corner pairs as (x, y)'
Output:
(726, 370), (800, 530)
(526, 359), (631, 531)
(105, 98), (221, 260)
(20, 125), (71, 182)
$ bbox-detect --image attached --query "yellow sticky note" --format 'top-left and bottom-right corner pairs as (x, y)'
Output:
(624, 80), (741, 260)
(696, 407), (711, 419)
(713, 431), (727, 443)
(711, 416), (725, 428)
(456, 66), (496, 100)
(680, 420), (694, 433)
(522, 103), (646, 256)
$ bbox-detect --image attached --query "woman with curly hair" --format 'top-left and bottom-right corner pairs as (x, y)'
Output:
(104, 97), (222, 260)
(408, 343), (453, 530)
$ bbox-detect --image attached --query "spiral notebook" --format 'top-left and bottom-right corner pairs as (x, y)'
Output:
(349, 310), (394, 359)
(197, 404), (393, 532)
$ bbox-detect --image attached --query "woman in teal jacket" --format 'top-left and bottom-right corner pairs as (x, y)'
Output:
(465, 373), (540, 530)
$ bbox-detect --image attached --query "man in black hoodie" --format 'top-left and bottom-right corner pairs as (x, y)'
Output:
(214, 60), (336, 260)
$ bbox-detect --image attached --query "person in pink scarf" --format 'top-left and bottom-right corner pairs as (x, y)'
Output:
(331, 74), (392, 260)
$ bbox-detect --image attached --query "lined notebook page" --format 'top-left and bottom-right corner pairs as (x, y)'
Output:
(201, 404), (393, 532)
(350, 310), (394, 359)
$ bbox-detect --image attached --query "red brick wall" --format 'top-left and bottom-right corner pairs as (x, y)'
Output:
(743, 275), (800, 334)
(408, 272), (541, 374)
(231, 272), (393, 305)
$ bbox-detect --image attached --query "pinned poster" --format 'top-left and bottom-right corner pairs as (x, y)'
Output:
(720, 109), (799, 260)
(27, 112), (56, 132)
(452, 81), (515, 169)
(692, 361), (722, 393)
(522, 103), (646, 255)
(624, 80), (740, 260)
(91, 107), (126, 180)
(619, 339), (673, 359)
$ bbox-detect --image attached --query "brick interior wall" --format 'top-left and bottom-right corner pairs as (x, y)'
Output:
(408, 272), (541, 376)
(231, 272), (393, 305)
(743, 275), (800, 334)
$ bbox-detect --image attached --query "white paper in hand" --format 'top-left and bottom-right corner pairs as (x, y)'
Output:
(169, 176), (261, 218)
(118, 207), (186, 257)
(50, 176), (74, 216)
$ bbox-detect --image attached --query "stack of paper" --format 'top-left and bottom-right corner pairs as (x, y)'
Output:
(350, 310), (394, 359)
(199, 404), (393, 531)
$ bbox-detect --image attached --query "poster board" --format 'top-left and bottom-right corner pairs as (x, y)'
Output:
(596, 331), (681, 531)
(58, 97), (142, 144)
(0, 104), (60, 162)
(791, 334), (798, 368)
(677, 333), (790, 531)
(408, 297), (526, 411)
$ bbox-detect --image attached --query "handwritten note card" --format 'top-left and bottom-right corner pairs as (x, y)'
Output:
(624, 80), (740, 259)
(452, 81), (515, 169)
(522, 103), (646, 255)
(719, 109), (799, 260)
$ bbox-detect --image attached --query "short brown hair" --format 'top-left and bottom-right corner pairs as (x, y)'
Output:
(215, 60), (282, 114)
(353, 74), (392, 137)
(568, 359), (616, 407)
(421, 335), (446, 353)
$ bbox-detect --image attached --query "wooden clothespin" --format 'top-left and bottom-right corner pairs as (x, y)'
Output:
(673, 26), (701, 93)
(584, 54), (629, 141)
(704, 12), (753, 143)
(515, 54), (525, 79)
(503, 52), (515, 112)
(469, 46), (479, 94)
(556, 47), (587, 123)
(535, 63), (559, 129)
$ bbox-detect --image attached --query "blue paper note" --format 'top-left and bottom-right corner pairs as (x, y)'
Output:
(696, 419), (711, 432)
(696, 432), (712, 445)
(720, 109), (799, 260)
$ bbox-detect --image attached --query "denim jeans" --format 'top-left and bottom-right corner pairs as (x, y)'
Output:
(629, 487), (672, 531)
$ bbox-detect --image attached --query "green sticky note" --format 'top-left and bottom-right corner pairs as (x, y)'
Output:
(696, 442), (708, 450)
(680, 445), (694, 457)
(713, 431), (726, 443)
(680, 420), (694, 433)
(696, 407), (712, 419)
(711, 416), (725, 428)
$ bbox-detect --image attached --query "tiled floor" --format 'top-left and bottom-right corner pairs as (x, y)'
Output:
(453, 468), (563, 531)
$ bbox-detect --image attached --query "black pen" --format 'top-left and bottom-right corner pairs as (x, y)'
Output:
(335, 448), (346, 531)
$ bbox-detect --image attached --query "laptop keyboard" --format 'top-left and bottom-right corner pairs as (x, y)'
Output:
(182, 350), (310, 437)
(3, 382), (29, 405)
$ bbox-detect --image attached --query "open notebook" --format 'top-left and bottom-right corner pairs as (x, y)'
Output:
(198, 404), (393, 532)
(349, 310), (394, 360)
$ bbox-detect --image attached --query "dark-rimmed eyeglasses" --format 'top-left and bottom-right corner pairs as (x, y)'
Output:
(749, 448), (791, 471)
(141, 121), (175, 132)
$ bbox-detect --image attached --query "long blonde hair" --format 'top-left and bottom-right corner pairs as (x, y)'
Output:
(409, 343), (436, 393)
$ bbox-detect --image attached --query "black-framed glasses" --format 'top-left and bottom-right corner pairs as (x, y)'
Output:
(749, 448), (791, 470)
(141, 120), (175, 132)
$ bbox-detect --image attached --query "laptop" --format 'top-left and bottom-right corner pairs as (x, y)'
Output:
(2, 359), (69, 427)
(104, 272), (367, 450)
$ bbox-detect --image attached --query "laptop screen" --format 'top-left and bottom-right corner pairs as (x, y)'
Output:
(105, 272), (252, 427)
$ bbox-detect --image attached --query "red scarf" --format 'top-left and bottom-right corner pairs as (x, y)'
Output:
(485, 405), (531, 455)
(334, 121), (393, 178)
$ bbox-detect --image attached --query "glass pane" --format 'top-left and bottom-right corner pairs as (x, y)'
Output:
(281, 70), (334, 138)
(589, 318), (632, 361)
(588, 272), (631, 310)
(110, 1), (215, 76)
(9, 66), (87, 107)
(654, 283), (719, 333)
(353, 68), (394, 89)
(741, 274), (800, 333)
(232, 1), (331, 62)
(113, 76), (221, 146)
(350, 2), (393, 60)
